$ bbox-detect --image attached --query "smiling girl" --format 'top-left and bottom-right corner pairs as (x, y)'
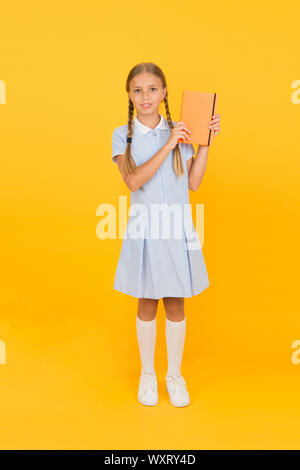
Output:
(111, 62), (221, 407)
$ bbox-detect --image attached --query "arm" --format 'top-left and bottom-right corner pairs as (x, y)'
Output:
(115, 142), (173, 192)
(187, 145), (209, 191)
(187, 113), (221, 191)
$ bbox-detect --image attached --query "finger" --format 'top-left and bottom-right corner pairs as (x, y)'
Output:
(175, 125), (192, 135)
(175, 122), (192, 134)
(210, 117), (220, 124)
(177, 131), (192, 141)
(176, 128), (192, 138)
(177, 136), (191, 143)
(175, 129), (191, 137)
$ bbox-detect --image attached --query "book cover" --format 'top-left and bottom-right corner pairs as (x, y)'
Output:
(178, 90), (218, 146)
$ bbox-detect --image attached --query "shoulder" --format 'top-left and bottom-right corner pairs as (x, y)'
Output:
(112, 124), (128, 138)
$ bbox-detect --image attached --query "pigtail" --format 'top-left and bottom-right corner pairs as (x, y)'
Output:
(121, 98), (135, 175)
(164, 95), (184, 179)
(122, 97), (144, 191)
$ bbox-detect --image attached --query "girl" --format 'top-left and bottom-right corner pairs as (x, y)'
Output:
(111, 62), (221, 407)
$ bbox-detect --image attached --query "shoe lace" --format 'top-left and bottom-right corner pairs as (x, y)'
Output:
(141, 371), (156, 393)
(167, 374), (187, 391)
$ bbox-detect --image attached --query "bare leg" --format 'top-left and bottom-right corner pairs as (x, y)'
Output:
(163, 297), (185, 322)
(137, 298), (159, 321)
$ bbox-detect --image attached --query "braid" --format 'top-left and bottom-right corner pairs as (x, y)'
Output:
(127, 98), (134, 140)
(122, 97), (145, 191)
(164, 96), (174, 131)
(164, 96), (184, 178)
(121, 98), (136, 176)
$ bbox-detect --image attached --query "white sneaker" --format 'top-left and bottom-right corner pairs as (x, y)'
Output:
(138, 371), (158, 406)
(165, 374), (190, 407)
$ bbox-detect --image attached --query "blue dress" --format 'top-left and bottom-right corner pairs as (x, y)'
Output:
(111, 113), (210, 299)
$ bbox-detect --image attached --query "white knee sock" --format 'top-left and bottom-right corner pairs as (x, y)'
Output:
(165, 317), (186, 377)
(136, 316), (157, 375)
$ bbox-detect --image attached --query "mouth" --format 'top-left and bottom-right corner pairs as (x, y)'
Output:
(140, 103), (152, 108)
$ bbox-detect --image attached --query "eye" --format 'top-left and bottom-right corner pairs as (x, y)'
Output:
(133, 88), (157, 93)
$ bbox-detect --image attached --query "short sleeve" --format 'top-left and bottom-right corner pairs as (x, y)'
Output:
(179, 142), (195, 161)
(112, 127), (127, 164)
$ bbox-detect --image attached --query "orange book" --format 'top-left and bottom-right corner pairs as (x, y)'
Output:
(178, 90), (218, 146)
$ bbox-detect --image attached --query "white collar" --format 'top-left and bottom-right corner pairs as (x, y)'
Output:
(133, 113), (169, 135)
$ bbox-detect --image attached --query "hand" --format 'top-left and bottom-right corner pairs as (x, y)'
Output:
(167, 121), (192, 149)
(209, 113), (221, 137)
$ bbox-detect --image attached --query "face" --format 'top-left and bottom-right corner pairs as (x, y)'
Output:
(128, 72), (167, 116)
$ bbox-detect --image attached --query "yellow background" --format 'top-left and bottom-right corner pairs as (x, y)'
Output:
(1, 0), (300, 450)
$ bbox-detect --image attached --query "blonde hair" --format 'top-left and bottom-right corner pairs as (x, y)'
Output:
(122, 62), (184, 191)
